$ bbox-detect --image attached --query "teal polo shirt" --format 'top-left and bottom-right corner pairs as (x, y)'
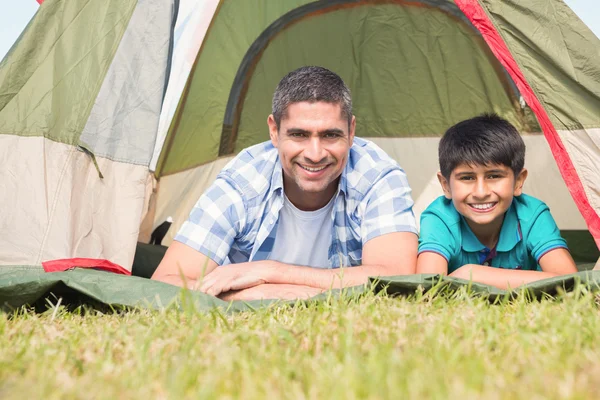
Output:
(418, 194), (567, 273)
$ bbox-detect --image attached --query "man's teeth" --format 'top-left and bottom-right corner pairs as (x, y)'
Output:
(471, 203), (496, 210)
(300, 165), (327, 172)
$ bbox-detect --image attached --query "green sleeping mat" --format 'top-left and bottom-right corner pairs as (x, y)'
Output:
(1, 265), (598, 313)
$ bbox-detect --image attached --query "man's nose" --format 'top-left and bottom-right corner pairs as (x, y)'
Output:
(304, 136), (326, 163)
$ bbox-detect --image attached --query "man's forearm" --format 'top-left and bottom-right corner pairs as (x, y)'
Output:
(154, 274), (199, 289)
(266, 262), (402, 290)
(219, 283), (324, 301)
(450, 264), (558, 290)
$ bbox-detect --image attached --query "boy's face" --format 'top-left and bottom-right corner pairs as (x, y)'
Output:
(437, 163), (528, 232)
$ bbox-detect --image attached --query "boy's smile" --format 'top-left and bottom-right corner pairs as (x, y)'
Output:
(438, 163), (527, 243)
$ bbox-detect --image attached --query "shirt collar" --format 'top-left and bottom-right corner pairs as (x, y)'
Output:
(460, 200), (522, 252)
(270, 157), (284, 197)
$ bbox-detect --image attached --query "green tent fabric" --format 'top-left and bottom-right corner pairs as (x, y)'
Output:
(1, 267), (599, 313)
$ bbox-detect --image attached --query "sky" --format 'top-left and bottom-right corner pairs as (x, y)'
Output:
(0, 0), (599, 61)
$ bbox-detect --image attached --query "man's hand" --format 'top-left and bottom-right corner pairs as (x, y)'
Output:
(199, 261), (277, 296)
(219, 283), (324, 301)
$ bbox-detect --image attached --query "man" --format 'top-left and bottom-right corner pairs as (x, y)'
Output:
(152, 66), (418, 300)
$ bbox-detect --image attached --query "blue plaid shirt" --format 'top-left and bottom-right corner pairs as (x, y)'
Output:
(175, 138), (417, 268)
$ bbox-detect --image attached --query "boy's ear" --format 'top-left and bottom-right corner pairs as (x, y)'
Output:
(437, 172), (452, 199)
(513, 168), (528, 196)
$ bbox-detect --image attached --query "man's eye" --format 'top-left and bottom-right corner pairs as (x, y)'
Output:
(324, 133), (339, 138)
(290, 132), (306, 138)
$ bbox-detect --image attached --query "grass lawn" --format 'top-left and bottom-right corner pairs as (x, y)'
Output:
(1, 287), (599, 399)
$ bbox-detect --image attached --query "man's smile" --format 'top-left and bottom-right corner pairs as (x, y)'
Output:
(298, 163), (329, 173)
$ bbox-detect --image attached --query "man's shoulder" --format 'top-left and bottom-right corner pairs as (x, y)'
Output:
(345, 138), (406, 196)
(218, 141), (279, 199)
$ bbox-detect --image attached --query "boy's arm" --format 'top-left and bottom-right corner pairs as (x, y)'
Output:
(416, 251), (449, 275)
(416, 204), (456, 275)
(449, 248), (577, 289)
(537, 247), (577, 274)
(449, 264), (562, 289)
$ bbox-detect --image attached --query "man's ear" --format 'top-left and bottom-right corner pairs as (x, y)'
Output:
(267, 114), (279, 148)
(513, 168), (528, 196)
(437, 172), (452, 199)
(348, 115), (356, 147)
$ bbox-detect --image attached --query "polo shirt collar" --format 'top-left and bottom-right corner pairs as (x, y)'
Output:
(460, 201), (522, 252)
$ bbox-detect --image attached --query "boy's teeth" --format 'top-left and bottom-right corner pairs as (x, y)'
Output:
(471, 203), (495, 210)
(301, 165), (326, 172)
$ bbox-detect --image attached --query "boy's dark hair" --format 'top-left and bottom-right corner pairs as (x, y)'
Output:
(272, 66), (352, 129)
(439, 113), (525, 179)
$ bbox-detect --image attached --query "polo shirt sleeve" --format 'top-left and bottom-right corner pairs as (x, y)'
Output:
(526, 206), (568, 262)
(417, 210), (455, 262)
(174, 178), (246, 265)
(360, 169), (418, 243)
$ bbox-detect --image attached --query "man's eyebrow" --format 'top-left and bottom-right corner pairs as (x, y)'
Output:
(285, 128), (345, 135)
(320, 128), (344, 135)
(286, 128), (310, 134)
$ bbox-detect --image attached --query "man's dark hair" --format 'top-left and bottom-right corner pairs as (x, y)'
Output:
(272, 66), (352, 129)
(439, 113), (525, 179)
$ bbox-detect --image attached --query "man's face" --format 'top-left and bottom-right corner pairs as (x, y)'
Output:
(438, 163), (527, 233)
(268, 101), (355, 210)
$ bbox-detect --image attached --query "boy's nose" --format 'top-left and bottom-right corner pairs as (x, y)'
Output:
(473, 179), (490, 198)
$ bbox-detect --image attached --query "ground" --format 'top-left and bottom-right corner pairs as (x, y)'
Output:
(1, 288), (599, 399)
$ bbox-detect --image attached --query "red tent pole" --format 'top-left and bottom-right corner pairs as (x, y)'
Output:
(456, 0), (600, 248)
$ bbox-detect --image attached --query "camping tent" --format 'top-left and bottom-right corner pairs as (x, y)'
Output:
(1, 0), (599, 271)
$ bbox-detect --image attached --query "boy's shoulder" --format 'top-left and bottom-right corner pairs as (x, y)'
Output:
(512, 193), (550, 224)
(421, 196), (461, 225)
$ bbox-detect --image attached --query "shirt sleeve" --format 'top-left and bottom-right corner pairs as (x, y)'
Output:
(360, 169), (418, 243)
(417, 210), (456, 262)
(526, 206), (568, 262)
(174, 178), (246, 265)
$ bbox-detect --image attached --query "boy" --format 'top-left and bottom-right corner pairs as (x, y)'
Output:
(416, 114), (577, 289)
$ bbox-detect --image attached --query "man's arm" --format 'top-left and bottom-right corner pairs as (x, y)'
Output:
(448, 248), (578, 289)
(151, 241), (218, 288)
(199, 232), (418, 297)
(219, 284), (325, 301)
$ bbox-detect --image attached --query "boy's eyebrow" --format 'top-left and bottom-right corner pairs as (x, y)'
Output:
(454, 170), (476, 176)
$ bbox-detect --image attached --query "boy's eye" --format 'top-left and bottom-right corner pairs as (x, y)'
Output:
(487, 174), (501, 179)
(459, 176), (475, 181)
